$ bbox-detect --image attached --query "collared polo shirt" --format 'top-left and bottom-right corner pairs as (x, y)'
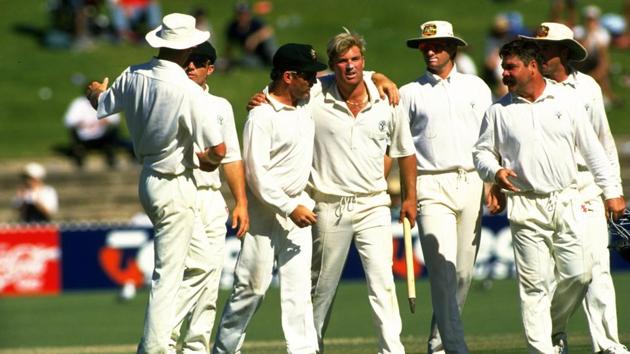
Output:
(309, 78), (415, 196)
(243, 93), (314, 216)
(97, 58), (223, 175)
(473, 80), (621, 199)
(194, 85), (242, 189)
(400, 70), (492, 172)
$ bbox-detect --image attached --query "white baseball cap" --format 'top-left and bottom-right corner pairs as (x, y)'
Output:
(145, 13), (210, 50)
(22, 162), (46, 180)
(520, 22), (588, 62)
(406, 20), (467, 49)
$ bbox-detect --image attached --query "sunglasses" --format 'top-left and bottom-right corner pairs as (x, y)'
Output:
(185, 55), (210, 68)
(288, 71), (317, 82)
(418, 42), (448, 52)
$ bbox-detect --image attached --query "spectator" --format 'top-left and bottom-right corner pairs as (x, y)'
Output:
(484, 14), (514, 99)
(63, 93), (132, 168)
(12, 163), (58, 223)
(484, 12), (531, 100)
(223, 2), (278, 70)
(107, 0), (161, 43)
(574, 5), (618, 107)
(550, 0), (579, 27)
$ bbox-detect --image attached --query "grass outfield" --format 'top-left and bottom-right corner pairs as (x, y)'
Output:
(2, 0), (630, 158)
(1, 274), (629, 353)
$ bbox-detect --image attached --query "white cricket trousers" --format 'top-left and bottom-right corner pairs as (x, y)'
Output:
(170, 188), (228, 354)
(213, 192), (318, 354)
(416, 169), (483, 354)
(311, 191), (404, 354)
(508, 187), (592, 354)
(551, 171), (621, 352)
(137, 168), (198, 354)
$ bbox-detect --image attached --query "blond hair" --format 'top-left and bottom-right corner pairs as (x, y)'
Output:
(326, 31), (366, 68)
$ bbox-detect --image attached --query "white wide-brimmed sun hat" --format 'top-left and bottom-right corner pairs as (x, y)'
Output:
(145, 13), (210, 50)
(519, 22), (587, 62)
(406, 20), (467, 49)
(22, 162), (46, 180)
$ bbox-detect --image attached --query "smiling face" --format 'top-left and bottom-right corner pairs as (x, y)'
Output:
(330, 45), (365, 87)
(418, 39), (456, 77)
(501, 54), (535, 95)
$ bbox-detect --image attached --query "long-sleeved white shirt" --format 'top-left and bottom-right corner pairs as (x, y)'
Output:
(194, 85), (242, 189)
(473, 80), (622, 199)
(97, 58), (223, 175)
(557, 70), (621, 186)
(309, 77), (416, 196)
(400, 70), (492, 172)
(243, 93), (314, 216)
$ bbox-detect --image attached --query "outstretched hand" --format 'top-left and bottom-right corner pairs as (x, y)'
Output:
(495, 168), (520, 193)
(86, 77), (109, 108)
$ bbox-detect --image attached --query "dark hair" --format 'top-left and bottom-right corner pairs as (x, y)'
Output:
(270, 68), (284, 81)
(499, 39), (544, 71)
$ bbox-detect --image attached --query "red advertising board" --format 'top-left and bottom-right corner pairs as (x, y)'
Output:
(0, 226), (61, 295)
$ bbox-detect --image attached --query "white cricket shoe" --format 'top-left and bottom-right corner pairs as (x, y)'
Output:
(603, 345), (630, 354)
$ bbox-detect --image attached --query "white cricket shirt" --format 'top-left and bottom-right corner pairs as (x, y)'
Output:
(557, 70), (621, 185)
(400, 70), (492, 172)
(97, 58), (223, 175)
(194, 85), (242, 189)
(243, 93), (314, 216)
(309, 78), (416, 196)
(473, 80), (622, 199)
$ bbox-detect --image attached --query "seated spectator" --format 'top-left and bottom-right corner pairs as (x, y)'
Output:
(107, 0), (161, 43)
(63, 94), (132, 168)
(574, 5), (618, 106)
(223, 2), (278, 70)
(12, 163), (58, 223)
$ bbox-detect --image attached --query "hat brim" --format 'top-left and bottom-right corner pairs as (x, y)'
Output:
(282, 61), (328, 73)
(145, 26), (210, 50)
(519, 35), (588, 62)
(406, 36), (467, 49)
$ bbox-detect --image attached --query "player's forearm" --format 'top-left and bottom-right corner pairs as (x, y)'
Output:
(222, 160), (248, 207)
(397, 154), (417, 203)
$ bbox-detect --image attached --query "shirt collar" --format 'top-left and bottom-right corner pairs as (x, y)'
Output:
(510, 79), (557, 103)
(264, 92), (297, 111)
(322, 80), (381, 107)
(423, 68), (457, 85)
(150, 57), (190, 80)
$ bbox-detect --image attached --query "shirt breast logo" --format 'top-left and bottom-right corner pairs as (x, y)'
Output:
(217, 115), (224, 125)
(378, 120), (386, 132)
(555, 111), (563, 120)
(584, 103), (590, 112)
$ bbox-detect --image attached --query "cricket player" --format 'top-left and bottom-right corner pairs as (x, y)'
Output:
(86, 13), (226, 354)
(400, 20), (493, 354)
(168, 40), (249, 353)
(472, 39), (625, 354)
(309, 31), (417, 354)
(520, 22), (629, 354)
(212, 43), (327, 354)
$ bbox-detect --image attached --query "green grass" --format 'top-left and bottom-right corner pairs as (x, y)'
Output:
(1, 0), (630, 158)
(1, 273), (629, 353)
